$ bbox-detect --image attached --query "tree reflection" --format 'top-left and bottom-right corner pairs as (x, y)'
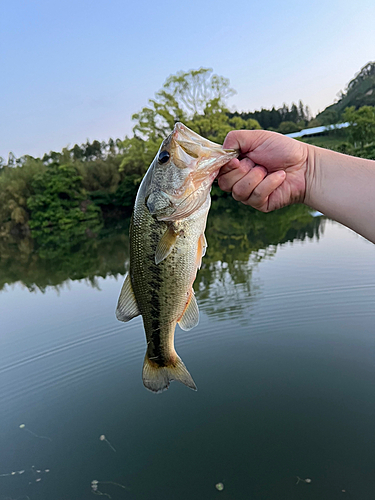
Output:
(0, 200), (323, 294)
(0, 221), (130, 292)
(193, 197), (324, 316)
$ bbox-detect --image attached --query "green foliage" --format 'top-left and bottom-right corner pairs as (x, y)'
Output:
(0, 157), (45, 239)
(333, 142), (354, 155)
(185, 99), (261, 144)
(301, 127), (348, 149)
(113, 174), (143, 207)
(78, 157), (121, 193)
(0, 67), (312, 252)
(343, 105), (375, 148)
(118, 136), (159, 174)
(319, 109), (340, 125)
(277, 121), (301, 134)
(129, 68), (261, 154)
(307, 118), (323, 128)
(27, 163), (102, 258)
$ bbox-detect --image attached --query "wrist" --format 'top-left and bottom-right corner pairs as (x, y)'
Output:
(303, 143), (318, 208)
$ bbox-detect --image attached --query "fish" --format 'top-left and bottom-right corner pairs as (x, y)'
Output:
(116, 122), (238, 393)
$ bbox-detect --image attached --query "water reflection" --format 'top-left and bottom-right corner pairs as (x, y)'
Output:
(0, 221), (130, 292)
(0, 199), (324, 293)
(1, 211), (375, 500)
(195, 199), (324, 317)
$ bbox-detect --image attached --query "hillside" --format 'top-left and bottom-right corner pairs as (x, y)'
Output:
(317, 61), (375, 123)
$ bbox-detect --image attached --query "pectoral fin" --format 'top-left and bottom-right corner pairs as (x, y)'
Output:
(178, 291), (199, 331)
(196, 233), (207, 270)
(116, 274), (140, 322)
(155, 226), (179, 265)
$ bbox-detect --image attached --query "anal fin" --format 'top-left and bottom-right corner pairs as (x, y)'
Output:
(116, 274), (140, 322)
(178, 291), (199, 331)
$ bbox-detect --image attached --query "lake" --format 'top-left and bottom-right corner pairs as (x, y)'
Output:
(0, 203), (374, 500)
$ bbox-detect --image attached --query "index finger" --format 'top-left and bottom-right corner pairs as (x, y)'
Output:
(217, 157), (241, 177)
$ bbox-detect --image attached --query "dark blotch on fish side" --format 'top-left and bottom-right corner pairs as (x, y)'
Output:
(147, 235), (166, 365)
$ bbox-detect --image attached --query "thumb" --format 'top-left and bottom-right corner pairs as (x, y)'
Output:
(223, 130), (268, 153)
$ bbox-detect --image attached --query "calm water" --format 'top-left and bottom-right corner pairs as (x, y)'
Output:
(0, 209), (374, 500)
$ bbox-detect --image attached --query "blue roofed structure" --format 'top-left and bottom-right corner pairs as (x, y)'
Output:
(286, 122), (349, 139)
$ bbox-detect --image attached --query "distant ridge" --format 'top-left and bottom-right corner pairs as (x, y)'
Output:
(318, 62), (375, 122)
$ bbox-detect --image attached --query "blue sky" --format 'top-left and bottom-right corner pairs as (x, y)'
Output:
(1, 0), (375, 159)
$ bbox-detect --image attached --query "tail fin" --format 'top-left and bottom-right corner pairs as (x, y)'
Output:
(142, 353), (197, 393)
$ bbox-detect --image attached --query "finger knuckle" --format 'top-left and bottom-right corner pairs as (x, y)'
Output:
(217, 177), (231, 192)
(226, 130), (236, 141)
(223, 130), (237, 149)
(231, 183), (249, 201)
(250, 193), (266, 210)
(251, 187), (263, 201)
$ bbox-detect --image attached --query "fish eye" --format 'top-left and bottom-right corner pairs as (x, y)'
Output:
(158, 150), (170, 164)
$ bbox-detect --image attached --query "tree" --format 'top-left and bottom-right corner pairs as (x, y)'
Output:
(83, 140), (104, 161)
(132, 68), (236, 142)
(343, 105), (375, 147)
(289, 103), (299, 124)
(231, 101), (310, 130)
(269, 107), (281, 129)
(277, 121), (301, 134)
(298, 99), (311, 124)
(123, 68), (262, 179)
(120, 68), (260, 179)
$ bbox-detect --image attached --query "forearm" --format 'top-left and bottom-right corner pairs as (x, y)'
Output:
(305, 145), (375, 243)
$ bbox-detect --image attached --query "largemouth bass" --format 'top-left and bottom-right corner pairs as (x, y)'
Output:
(116, 123), (238, 393)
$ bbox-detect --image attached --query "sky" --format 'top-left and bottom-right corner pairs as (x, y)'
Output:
(1, 0), (375, 159)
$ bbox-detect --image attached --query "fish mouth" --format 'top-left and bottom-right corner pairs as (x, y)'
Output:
(168, 123), (238, 220)
(172, 123), (235, 167)
(151, 123), (239, 221)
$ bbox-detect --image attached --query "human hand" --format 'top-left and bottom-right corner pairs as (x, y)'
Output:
(218, 130), (310, 212)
